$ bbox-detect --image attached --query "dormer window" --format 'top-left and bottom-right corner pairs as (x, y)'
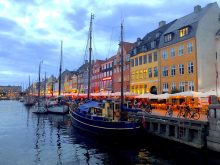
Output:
(179, 27), (189, 37)
(151, 41), (156, 49)
(164, 33), (173, 42)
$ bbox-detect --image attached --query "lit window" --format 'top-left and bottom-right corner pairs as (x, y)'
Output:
(179, 64), (184, 75)
(139, 70), (143, 79)
(187, 43), (193, 54)
(188, 62), (194, 74)
(170, 48), (175, 57)
(171, 65), (176, 76)
(179, 27), (189, 37)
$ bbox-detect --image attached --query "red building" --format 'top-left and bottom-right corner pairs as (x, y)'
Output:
(100, 55), (116, 92)
(91, 60), (104, 93)
(112, 42), (134, 92)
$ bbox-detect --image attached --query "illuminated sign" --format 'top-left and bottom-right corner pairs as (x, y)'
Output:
(102, 76), (112, 81)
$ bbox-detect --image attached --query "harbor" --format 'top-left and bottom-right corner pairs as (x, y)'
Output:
(1, 1), (220, 164)
(0, 100), (220, 165)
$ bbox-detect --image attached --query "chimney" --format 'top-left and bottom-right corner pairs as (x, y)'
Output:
(159, 21), (166, 28)
(194, 5), (201, 13)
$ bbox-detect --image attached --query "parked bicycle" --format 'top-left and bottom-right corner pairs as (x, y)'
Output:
(177, 106), (200, 120)
(165, 105), (173, 117)
(145, 106), (152, 114)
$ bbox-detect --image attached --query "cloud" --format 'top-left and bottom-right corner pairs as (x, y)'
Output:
(0, 0), (216, 86)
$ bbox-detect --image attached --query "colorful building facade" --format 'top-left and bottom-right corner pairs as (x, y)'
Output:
(112, 42), (134, 93)
(159, 3), (220, 93)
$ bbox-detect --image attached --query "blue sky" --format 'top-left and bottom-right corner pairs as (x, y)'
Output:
(0, 0), (216, 88)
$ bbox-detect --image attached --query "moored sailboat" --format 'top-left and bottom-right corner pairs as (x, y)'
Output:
(46, 41), (69, 114)
(24, 75), (36, 106)
(32, 61), (47, 114)
(69, 15), (142, 139)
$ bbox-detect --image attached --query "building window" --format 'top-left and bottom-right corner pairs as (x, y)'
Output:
(135, 58), (138, 66)
(188, 81), (194, 91)
(148, 68), (152, 78)
(131, 72), (135, 80)
(162, 66), (168, 77)
(153, 52), (157, 62)
(171, 65), (176, 76)
(144, 84), (147, 93)
(188, 62), (194, 74)
(179, 27), (189, 37)
(139, 56), (142, 65)
(135, 71), (139, 80)
(179, 82), (185, 92)
(148, 53), (152, 63)
(139, 70), (143, 79)
(178, 45), (184, 56)
(162, 51), (168, 60)
(170, 48), (175, 57)
(164, 33), (172, 42)
(154, 67), (158, 77)
(171, 82), (176, 90)
(143, 55), (147, 64)
(179, 64), (184, 75)
(162, 82), (168, 92)
(187, 42), (193, 54)
(151, 41), (156, 49)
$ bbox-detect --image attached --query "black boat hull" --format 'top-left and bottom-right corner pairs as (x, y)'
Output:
(69, 111), (141, 139)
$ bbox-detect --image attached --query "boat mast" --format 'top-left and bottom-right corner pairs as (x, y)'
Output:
(58, 40), (63, 96)
(216, 52), (218, 96)
(87, 13), (94, 99)
(28, 75), (30, 96)
(38, 61), (42, 104)
(120, 22), (124, 107)
(44, 72), (46, 98)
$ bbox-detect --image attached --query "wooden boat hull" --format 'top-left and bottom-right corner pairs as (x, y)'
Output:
(69, 111), (141, 139)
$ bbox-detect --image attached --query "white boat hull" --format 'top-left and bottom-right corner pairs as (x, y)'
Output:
(47, 105), (69, 114)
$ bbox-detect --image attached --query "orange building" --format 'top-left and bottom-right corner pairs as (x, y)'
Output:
(112, 42), (134, 92)
(159, 3), (220, 93)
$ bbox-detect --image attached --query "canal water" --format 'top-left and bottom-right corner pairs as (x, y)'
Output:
(0, 100), (220, 165)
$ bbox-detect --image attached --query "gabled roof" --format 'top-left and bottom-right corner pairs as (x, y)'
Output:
(159, 3), (215, 48)
(130, 20), (176, 57)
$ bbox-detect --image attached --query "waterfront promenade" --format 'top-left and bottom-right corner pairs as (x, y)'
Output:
(150, 109), (208, 121)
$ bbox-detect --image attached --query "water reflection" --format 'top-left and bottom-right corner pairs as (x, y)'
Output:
(0, 101), (220, 165)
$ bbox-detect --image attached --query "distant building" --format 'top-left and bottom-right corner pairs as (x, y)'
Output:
(101, 56), (116, 92)
(0, 86), (22, 98)
(91, 60), (104, 93)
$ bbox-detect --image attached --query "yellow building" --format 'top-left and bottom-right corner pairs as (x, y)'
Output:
(130, 21), (175, 94)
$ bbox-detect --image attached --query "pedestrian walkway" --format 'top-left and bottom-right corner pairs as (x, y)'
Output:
(150, 109), (207, 122)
